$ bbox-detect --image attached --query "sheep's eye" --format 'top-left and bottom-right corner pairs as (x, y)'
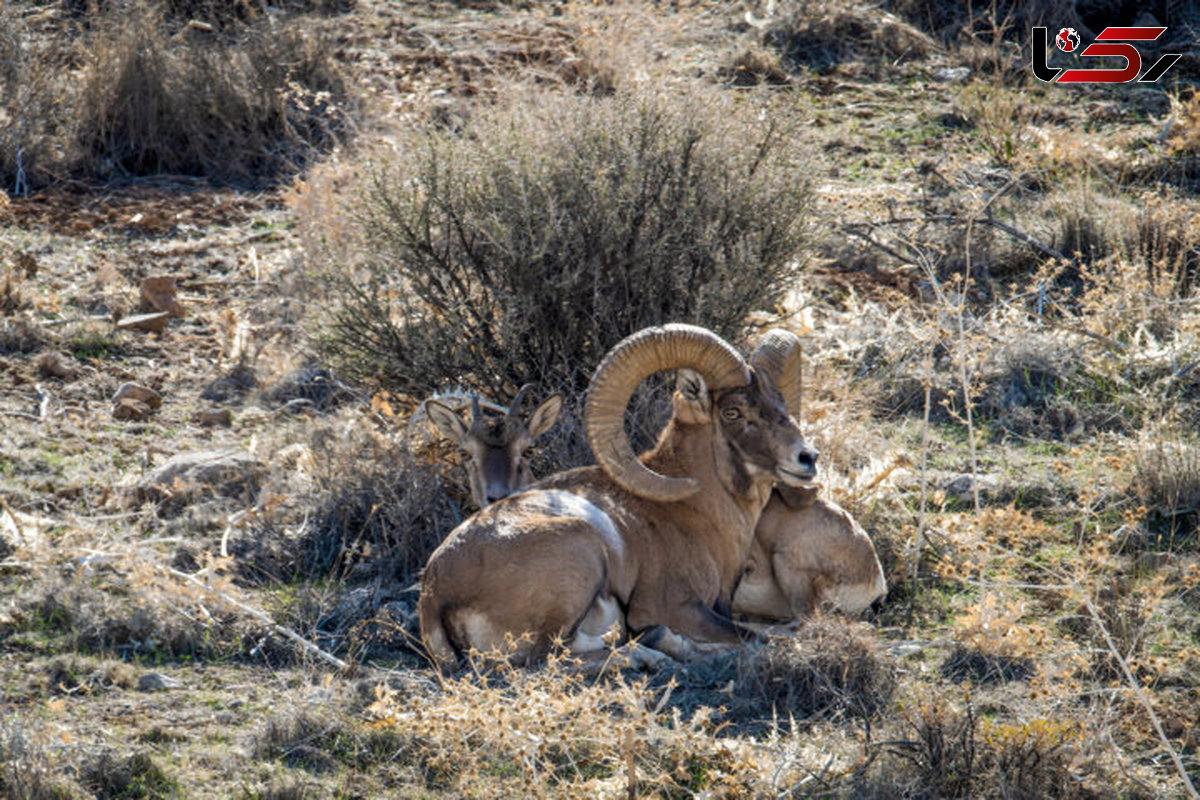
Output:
(721, 408), (741, 421)
(522, 448), (535, 459)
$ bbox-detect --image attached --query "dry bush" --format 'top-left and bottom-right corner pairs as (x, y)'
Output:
(752, 0), (937, 72)
(300, 426), (458, 587)
(0, 717), (83, 800)
(717, 42), (790, 86)
(75, 3), (353, 186)
(734, 618), (897, 724)
(0, 0), (354, 191)
(366, 657), (761, 797)
(956, 84), (1033, 167)
(0, 315), (46, 354)
(1134, 435), (1200, 544)
(79, 749), (176, 800)
(316, 85), (811, 400)
(44, 654), (136, 694)
(63, 0), (355, 28)
(855, 688), (1098, 799)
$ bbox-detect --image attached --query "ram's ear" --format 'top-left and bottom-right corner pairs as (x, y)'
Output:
(672, 369), (711, 425)
(528, 393), (564, 439)
(426, 400), (469, 443)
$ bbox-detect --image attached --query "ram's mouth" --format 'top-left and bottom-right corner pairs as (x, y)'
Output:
(776, 467), (817, 485)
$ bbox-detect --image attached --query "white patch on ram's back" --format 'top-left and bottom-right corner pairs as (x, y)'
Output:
(515, 489), (625, 560)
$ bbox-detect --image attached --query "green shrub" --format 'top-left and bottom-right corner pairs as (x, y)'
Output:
(317, 86), (811, 401)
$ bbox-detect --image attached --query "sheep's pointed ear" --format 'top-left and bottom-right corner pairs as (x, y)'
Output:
(673, 368), (711, 425)
(527, 393), (564, 439)
(426, 400), (469, 443)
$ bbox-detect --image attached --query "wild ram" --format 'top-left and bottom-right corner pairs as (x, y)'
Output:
(418, 324), (817, 665)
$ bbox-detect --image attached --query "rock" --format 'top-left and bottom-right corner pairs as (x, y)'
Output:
(932, 66), (970, 83)
(129, 449), (265, 514)
(200, 363), (257, 403)
(1085, 101), (1121, 121)
(943, 473), (999, 501)
(261, 366), (354, 413)
(140, 275), (185, 318)
(36, 351), (80, 380)
(113, 398), (153, 421)
(193, 408), (233, 427)
(137, 672), (182, 692)
(114, 382), (162, 409)
(116, 312), (169, 334)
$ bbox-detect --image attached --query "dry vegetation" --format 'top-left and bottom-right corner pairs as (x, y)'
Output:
(1, 0), (1199, 797)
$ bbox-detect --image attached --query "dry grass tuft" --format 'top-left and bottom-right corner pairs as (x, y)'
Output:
(367, 656), (761, 797)
(1, 0), (355, 190)
(79, 749), (176, 799)
(1135, 436), (1200, 544)
(857, 688), (1095, 799)
(0, 315), (45, 355)
(302, 426), (457, 587)
(736, 618), (897, 724)
(756, 0), (936, 72)
(0, 718), (84, 800)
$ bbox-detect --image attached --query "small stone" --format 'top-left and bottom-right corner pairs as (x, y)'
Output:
(943, 473), (998, 501)
(116, 312), (169, 334)
(114, 382), (162, 409)
(932, 66), (971, 84)
(113, 398), (152, 421)
(36, 351), (81, 380)
(137, 672), (182, 692)
(193, 408), (233, 427)
(140, 276), (185, 318)
(129, 449), (265, 515)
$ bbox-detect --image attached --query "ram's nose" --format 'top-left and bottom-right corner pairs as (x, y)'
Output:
(795, 446), (819, 478)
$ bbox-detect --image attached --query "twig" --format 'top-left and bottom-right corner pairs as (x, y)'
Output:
(160, 562), (350, 672)
(976, 215), (1074, 264)
(1081, 595), (1200, 800)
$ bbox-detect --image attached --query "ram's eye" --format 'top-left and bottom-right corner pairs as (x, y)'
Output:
(721, 407), (741, 421)
(522, 448), (535, 459)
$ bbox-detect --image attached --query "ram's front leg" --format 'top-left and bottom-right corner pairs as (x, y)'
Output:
(639, 602), (758, 662)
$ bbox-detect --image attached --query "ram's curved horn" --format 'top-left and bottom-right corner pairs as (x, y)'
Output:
(586, 324), (749, 502)
(749, 329), (803, 419)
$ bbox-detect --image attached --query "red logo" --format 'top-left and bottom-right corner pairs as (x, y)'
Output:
(1056, 28), (1080, 52)
(1032, 26), (1182, 84)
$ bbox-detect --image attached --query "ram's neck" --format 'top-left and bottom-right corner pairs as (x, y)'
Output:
(641, 419), (772, 579)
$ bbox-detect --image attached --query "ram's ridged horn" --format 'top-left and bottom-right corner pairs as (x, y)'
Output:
(507, 383), (533, 418)
(749, 329), (803, 419)
(586, 324), (749, 502)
